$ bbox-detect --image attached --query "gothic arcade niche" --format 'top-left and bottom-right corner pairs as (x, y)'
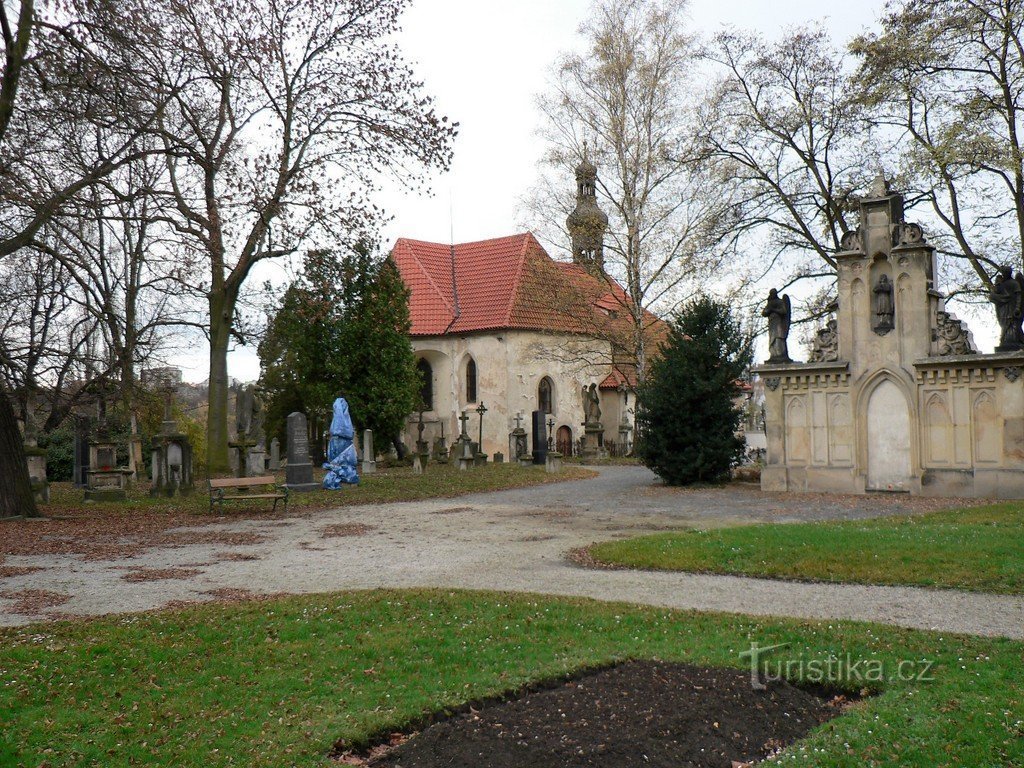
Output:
(753, 175), (1024, 498)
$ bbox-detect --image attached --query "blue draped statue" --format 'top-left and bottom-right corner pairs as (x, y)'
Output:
(322, 397), (359, 488)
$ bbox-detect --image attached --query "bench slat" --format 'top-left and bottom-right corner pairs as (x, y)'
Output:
(209, 476), (277, 489)
(220, 493), (285, 500)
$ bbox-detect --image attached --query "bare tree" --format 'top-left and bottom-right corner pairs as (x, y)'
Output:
(0, 0), (162, 517)
(852, 0), (1024, 292)
(526, 0), (740, 386)
(127, 0), (456, 473)
(32, 144), (190, 471)
(696, 25), (869, 313)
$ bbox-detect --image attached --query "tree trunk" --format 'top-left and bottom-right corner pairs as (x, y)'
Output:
(0, 389), (38, 518)
(207, 295), (233, 476)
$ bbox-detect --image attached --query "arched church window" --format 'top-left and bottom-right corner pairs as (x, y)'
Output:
(416, 358), (433, 410)
(466, 357), (477, 403)
(538, 377), (553, 414)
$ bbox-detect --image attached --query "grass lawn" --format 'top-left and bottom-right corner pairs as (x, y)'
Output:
(0, 589), (1021, 766)
(39, 463), (596, 517)
(587, 501), (1024, 593)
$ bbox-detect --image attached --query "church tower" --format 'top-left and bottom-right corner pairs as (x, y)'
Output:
(566, 150), (608, 274)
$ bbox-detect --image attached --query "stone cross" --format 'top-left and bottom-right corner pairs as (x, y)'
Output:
(458, 410), (470, 440)
(475, 401), (488, 451)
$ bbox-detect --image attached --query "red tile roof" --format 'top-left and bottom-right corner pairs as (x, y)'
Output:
(391, 232), (660, 339)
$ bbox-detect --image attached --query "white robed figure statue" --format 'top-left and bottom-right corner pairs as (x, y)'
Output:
(323, 397), (359, 488)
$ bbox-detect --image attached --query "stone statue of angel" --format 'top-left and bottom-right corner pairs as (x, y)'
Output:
(990, 265), (1024, 352)
(763, 289), (792, 363)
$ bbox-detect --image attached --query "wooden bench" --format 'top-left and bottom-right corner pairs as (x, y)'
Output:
(208, 476), (288, 514)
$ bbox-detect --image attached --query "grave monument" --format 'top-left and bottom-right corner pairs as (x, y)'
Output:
(754, 175), (1024, 497)
(149, 384), (193, 497)
(284, 411), (320, 492)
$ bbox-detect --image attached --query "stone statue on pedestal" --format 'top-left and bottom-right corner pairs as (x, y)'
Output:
(582, 383), (601, 426)
(873, 274), (895, 335)
(763, 289), (792, 363)
(990, 265), (1024, 352)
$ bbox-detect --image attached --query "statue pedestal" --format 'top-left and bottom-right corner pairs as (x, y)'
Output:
(229, 439), (257, 478)
(457, 438), (474, 471)
(581, 423), (607, 460)
(545, 451), (562, 473)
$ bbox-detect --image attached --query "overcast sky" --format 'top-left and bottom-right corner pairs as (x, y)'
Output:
(171, 0), (892, 383)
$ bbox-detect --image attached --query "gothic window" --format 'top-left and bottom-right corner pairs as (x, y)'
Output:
(538, 377), (553, 414)
(416, 358), (433, 410)
(465, 357), (477, 403)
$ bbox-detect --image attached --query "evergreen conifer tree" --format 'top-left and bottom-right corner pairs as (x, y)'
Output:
(637, 296), (751, 484)
(259, 242), (418, 451)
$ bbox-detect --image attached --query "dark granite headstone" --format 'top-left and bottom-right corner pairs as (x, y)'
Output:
(532, 410), (547, 465)
(73, 415), (90, 488)
(284, 412), (319, 492)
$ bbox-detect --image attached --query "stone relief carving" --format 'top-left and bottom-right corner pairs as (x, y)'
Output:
(1005, 366), (1022, 383)
(764, 377), (781, 391)
(840, 228), (862, 252)
(809, 319), (840, 363)
(934, 310), (977, 356)
(892, 222), (925, 247)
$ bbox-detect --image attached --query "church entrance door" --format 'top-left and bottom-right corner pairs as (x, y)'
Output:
(866, 379), (912, 491)
(556, 426), (573, 457)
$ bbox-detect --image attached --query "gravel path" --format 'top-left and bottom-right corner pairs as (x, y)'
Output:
(2, 466), (1021, 638)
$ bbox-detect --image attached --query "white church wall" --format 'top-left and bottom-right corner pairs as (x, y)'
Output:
(405, 330), (616, 458)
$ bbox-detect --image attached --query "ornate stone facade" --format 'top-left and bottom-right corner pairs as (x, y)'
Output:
(753, 178), (1024, 498)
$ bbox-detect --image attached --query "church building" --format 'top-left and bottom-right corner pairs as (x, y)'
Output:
(390, 159), (663, 459)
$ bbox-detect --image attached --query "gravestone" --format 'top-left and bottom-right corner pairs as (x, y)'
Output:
(24, 440), (49, 504)
(532, 410), (547, 466)
(412, 452), (423, 474)
(510, 412), (528, 463)
(73, 415), (90, 488)
(149, 386), (193, 497)
(362, 429), (376, 475)
(457, 410), (474, 471)
(284, 412), (319, 492)
(269, 437), (281, 470)
(493, 451), (504, 464)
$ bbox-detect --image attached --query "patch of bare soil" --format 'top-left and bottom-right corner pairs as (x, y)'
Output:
(0, 512), (270, 566)
(519, 534), (557, 542)
(431, 506), (474, 515)
(121, 567), (203, 583)
(215, 551), (262, 562)
(0, 565), (45, 578)
(335, 660), (853, 768)
(0, 589), (72, 615)
(159, 531), (268, 548)
(320, 523), (376, 538)
(566, 546), (625, 571)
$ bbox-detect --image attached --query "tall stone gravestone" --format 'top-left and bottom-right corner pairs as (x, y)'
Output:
(284, 412), (319, 492)
(361, 430), (376, 475)
(531, 410), (547, 466)
(73, 415), (90, 488)
(269, 437), (281, 471)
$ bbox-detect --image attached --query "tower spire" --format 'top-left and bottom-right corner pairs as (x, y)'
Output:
(566, 149), (608, 274)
